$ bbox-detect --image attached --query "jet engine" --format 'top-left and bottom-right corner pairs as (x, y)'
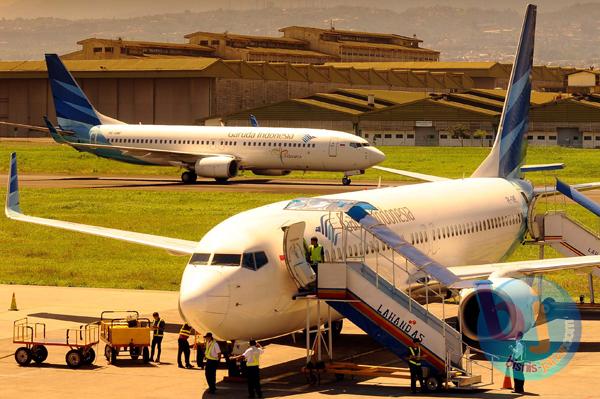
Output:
(459, 277), (540, 341)
(195, 157), (238, 179)
(251, 169), (291, 176)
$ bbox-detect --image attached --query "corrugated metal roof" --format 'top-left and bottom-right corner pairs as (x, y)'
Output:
(337, 41), (438, 53)
(244, 47), (334, 58)
(340, 89), (429, 105)
(77, 37), (215, 52)
(184, 31), (305, 44)
(472, 88), (568, 105)
(279, 26), (421, 42)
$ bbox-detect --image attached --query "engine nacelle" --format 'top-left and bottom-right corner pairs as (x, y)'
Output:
(459, 277), (539, 341)
(251, 169), (291, 176)
(195, 157), (238, 179)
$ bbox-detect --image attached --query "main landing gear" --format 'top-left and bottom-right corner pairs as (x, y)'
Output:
(181, 171), (197, 184)
(342, 177), (352, 186)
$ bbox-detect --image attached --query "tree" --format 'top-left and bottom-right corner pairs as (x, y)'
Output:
(449, 123), (471, 147)
(472, 129), (487, 147)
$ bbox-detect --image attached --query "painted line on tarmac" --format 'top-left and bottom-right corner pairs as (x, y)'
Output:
(0, 353), (13, 359)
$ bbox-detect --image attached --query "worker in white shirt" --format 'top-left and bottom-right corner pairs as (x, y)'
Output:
(233, 339), (264, 399)
(203, 332), (222, 394)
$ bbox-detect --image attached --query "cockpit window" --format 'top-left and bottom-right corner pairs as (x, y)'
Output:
(189, 253), (211, 265)
(241, 251), (269, 271)
(349, 142), (370, 148)
(211, 254), (241, 266)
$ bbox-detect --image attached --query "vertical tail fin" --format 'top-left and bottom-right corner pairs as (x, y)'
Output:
(471, 4), (536, 179)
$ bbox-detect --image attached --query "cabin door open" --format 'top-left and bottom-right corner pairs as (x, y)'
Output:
(282, 221), (315, 289)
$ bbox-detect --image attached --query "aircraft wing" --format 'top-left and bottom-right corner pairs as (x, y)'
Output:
(5, 153), (197, 255)
(372, 166), (449, 182)
(0, 121), (76, 136)
(67, 142), (235, 165)
(449, 256), (600, 280)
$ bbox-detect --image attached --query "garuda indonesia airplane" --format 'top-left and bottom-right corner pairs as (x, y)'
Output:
(1, 54), (384, 185)
(6, 4), (600, 344)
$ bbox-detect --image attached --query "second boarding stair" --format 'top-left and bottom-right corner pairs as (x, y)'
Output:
(285, 198), (483, 388)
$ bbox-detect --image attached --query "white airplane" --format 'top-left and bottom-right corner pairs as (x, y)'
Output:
(0, 54), (384, 185)
(5, 4), (600, 345)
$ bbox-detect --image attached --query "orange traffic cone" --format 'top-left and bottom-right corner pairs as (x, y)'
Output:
(9, 292), (18, 311)
(502, 365), (513, 390)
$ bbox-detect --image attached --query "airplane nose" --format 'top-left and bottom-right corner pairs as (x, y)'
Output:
(179, 265), (233, 336)
(368, 147), (386, 164)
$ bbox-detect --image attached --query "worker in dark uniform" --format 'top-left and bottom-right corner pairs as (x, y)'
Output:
(233, 339), (264, 398)
(204, 332), (221, 394)
(177, 323), (194, 369)
(510, 331), (526, 394)
(308, 236), (324, 272)
(408, 337), (425, 394)
(150, 312), (165, 363)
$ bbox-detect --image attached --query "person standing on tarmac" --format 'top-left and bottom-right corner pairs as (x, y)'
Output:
(150, 312), (165, 363)
(177, 323), (194, 369)
(204, 332), (222, 394)
(408, 337), (425, 394)
(233, 340), (264, 399)
(509, 331), (526, 394)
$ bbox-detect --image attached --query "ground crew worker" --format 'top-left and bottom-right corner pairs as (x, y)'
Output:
(150, 312), (165, 363)
(308, 236), (324, 272)
(204, 332), (221, 394)
(233, 340), (264, 398)
(408, 337), (425, 394)
(509, 331), (526, 394)
(177, 323), (194, 369)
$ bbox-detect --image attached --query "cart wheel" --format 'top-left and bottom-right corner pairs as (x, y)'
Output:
(15, 347), (32, 366)
(65, 349), (83, 369)
(425, 375), (442, 392)
(111, 348), (118, 364)
(83, 347), (96, 365)
(129, 346), (140, 360)
(142, 347), (150, 363)
(31, 345), (48, 364)
(104, 345), (111, 362)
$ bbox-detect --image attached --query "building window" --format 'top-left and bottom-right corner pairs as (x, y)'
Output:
(200, 40), (209, 45)
(527, 136), (533, 140)
(485, 135), (493, 139)
(440, 134), (448, 139)
(104, 47), (114, 53)
(384, 134), (392, 139)
(211, 40), (219, 45)
(374, 134), (381, 138)
(584, 136), (592, 141)
(573, 136), (579, 141)
(407, 134), (414, 139)
(549, 136), (557, 140)
(395, 134), (403, 139)
(364, 134), (369, 138)
(537, 136), (545, 140)
(93, 47), (102, 53)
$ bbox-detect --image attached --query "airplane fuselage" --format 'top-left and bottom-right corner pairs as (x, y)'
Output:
(179, 177), (532, 340)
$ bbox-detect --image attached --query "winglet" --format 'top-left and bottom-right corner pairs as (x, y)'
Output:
(6, 152), (21, 216)
(249, 114), (259, 127)
(43, 116), (67, 144)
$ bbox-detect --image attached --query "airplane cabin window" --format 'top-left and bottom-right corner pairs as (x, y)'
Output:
(211, 254), (241, 266)
(189, 253), (211, 265)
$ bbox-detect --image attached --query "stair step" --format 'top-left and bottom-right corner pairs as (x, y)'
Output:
(451, 374), (482, 387)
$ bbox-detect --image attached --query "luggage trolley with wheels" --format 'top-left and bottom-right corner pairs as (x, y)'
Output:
(13, 317), (99, 369)
(99, 310), (152, 364)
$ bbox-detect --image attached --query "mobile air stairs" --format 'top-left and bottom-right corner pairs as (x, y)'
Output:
(284, 198), (493, 391)
(529, 180), (600, 302)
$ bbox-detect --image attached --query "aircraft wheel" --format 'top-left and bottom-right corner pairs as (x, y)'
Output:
(181, 171), (197, 184)
(215, 177), (229, 184)
(15, 347), (32, 366)
(342, 177), (351, 186)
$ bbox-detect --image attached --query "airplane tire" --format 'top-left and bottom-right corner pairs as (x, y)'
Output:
(181, 171), (197, 184)
(342, 177), (351, 186)
(215, 177), (229, 183)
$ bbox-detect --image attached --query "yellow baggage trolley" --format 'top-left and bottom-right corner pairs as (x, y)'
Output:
(99, 310), (151, 364)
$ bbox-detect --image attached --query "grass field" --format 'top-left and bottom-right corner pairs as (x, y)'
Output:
(2, 141), (600, 185)
(2, 141), (600, 299)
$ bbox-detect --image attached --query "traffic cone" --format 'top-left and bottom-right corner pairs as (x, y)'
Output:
(502, 365), (512, 390)
(9, 292), (18, 311)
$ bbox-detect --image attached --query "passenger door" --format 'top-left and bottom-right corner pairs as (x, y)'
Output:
(328, 138), (338, 157)
(282, 222), (315, 289)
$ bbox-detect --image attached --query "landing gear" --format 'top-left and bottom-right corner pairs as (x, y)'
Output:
(215, 177), (229, 184)
(342, 177), (351, 186)
(181, 171), (197, 184)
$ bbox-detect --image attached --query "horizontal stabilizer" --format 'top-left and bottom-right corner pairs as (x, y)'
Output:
(5, 153), (198, 255)
(556, 179), (600, 217)
(373, 166), (449, 182)
(521, 163), (564, 173)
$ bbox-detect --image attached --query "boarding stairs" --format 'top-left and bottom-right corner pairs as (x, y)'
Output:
(284, 198), (488, 388)
(533, 211), (600, 257)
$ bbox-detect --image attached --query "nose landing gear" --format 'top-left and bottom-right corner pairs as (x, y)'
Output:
(342, 177), (351, 186)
